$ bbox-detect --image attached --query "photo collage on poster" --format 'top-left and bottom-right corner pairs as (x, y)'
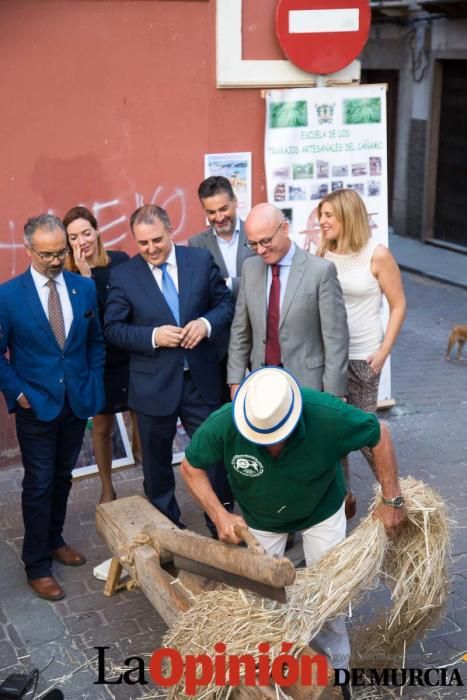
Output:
(204, 152), (252, 221)
(265, 87), (388, 254)
(265, 86), (392, 401)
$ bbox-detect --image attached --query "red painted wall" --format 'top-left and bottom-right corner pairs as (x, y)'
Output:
(0, 0), (285, 465)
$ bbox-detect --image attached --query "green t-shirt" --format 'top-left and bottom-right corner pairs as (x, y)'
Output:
(185, 388), (380, 532)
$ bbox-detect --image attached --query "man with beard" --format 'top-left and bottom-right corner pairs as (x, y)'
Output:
(189, 177), (254, 401)
(0, 214), (105, 600)
(189, 176), (253, 299)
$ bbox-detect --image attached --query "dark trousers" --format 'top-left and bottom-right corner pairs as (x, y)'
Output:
(218, 354), (231, 404)
(15, 398), (86, 579)
(136, 372), (233, 530)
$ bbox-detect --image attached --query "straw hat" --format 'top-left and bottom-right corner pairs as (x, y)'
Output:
(233, 367), (303, 445)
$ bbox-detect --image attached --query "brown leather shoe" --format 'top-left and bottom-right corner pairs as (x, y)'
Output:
(53, 545), (86, 567)
(28, 576), (65, 601)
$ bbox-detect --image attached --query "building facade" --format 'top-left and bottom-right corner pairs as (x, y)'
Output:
(364, 2), (467, 249)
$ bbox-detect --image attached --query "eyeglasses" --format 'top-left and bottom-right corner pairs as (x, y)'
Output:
(245, 221), (284, 251)
(30, 247), (69, 262)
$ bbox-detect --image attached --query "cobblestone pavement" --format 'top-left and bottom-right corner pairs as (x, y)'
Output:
(0, 272), (466, 699)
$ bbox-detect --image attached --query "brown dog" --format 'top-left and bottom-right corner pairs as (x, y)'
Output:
(445, 324), (467, 361)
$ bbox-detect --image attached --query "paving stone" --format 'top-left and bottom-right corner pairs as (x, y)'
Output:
(80, 618), (142, 648)
(439, 630), (467, 654)
(0, 639), (19, 670)
(49, 577), (88, 598)
(86, 576), (109, 593)
(6, 624), (26, 651)
(424, 615), (461, 639)
(63, 611), (106, 636)
(68, 591), (126, 616)
(116, 633), (167, 661)
(450, 574), (467, 604)
(0, 606), (7, 625)
(4, 592), (66, 648)
(27, 636), (105, 700)
(0, 540), (23, 596)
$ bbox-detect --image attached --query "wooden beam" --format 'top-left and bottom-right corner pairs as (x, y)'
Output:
(96, 496), (193, 625)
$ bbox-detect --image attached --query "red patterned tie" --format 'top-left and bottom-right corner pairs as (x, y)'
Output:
(47, 279), (66, 349)
(265, 264), (281, 366)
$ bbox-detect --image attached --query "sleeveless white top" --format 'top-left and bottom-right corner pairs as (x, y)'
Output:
(324, 238), (383, 359)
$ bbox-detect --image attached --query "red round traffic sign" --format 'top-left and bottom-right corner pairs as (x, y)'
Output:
(276, 0), (371, 75)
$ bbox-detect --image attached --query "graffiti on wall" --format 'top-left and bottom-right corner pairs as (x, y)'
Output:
(0, 186), (187, 278)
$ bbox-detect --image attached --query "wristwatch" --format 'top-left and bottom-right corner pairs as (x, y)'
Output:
(381, 495), (405, 508)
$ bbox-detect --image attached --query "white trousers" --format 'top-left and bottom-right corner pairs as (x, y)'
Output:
(250, 503), (350, 669)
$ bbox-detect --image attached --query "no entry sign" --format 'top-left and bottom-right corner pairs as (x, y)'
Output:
(275, 0), (371, 75)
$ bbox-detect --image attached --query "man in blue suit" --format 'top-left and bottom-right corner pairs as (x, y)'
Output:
(105, 204), (235, 532)
(0, 214), (105, 601)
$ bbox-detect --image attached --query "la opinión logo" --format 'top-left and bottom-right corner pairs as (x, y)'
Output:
(94, 643), (328, 695)
(94, 644), (465, 696)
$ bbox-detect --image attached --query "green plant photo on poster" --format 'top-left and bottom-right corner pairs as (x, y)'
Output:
(269, 100), (308, 128)
(293, 163), (314, 179)
(343, 97), (381, 124)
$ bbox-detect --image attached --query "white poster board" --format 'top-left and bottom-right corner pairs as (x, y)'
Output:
(204, 152), (252, 221)
(73, 413), (134, 479)
(264, 85), (392, 403)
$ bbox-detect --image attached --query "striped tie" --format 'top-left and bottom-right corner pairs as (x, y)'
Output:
(47, 279), (66, 348)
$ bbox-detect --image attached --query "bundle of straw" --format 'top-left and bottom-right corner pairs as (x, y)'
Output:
(163, 478), (450, 699)
(351, 477), (451, 669)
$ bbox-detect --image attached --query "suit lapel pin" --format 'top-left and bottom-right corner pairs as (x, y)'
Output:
(72, 288), (77, 295)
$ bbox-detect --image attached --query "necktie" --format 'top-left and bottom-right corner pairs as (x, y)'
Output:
(47, 279), (66, 349)
(265, 264), (281, 366)
(158, 263), (180, 325)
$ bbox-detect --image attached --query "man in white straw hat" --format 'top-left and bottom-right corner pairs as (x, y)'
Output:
(181, 366), (406, 679)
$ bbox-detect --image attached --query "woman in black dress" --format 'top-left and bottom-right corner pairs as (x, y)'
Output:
(63, 206), (130, 503)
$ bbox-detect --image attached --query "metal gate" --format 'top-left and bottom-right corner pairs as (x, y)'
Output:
(434, 60), (467, 248)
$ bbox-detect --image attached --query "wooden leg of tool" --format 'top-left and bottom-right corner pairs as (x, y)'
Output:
(103, 557), (123, 597)
(97, 497), (196, 625)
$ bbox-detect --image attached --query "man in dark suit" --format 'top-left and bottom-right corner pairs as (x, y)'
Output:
(105, 205), (235, 532)
(0, 214), (105, 600)
(188, 176), (254, 299)
(188, 176), (254, 397)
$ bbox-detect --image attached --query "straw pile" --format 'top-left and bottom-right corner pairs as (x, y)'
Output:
(350, 477), (451, 668)
(163, 477), (450, 699)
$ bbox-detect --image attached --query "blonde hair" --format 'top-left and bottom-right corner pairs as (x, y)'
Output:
(62, 206), (110, 272)
(317, 189), (371, 254)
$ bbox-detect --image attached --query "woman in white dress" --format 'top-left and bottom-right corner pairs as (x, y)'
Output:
(317, 189), (406, 512)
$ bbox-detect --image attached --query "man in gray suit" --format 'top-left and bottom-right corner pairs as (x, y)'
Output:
(227, 203), (349, 400)
(188, 176), (254, 299)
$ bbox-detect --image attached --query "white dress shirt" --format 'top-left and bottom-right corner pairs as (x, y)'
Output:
(212, 218), (240, 289)
(150, 243), (179, 293)
(149, 244), (211, 348)
(30, 266), (73, 336)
